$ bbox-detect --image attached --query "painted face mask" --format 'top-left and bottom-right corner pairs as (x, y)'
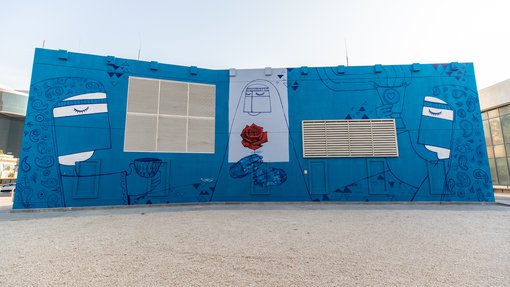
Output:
(52, 92), (111, 165)
(243, 84), (271, 115)
(417, 96), (454, 160)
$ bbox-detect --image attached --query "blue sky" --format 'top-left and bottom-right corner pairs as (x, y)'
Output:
(1, 0), (509, 90)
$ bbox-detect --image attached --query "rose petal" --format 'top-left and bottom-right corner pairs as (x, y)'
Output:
(260, 131), (268, 143)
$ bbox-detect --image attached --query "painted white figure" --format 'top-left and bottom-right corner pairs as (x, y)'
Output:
(52, 92), (110, 166)
(418, 96), (454, 160)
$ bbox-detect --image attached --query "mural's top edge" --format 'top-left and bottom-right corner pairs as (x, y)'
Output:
(34, 48), (474, 72)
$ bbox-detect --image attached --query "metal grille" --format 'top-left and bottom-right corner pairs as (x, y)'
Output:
(124, 113), (157, 152)
(189, 84), (216, 117)
(125, 77), (215, 153)
(302, 119), (398, 158)
(187, 118), (215, 153)
(159, 80), (188, 116)
(127, 77), (159, 114)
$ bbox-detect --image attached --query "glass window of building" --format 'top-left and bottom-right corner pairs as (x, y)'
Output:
(482, 103), (510, 185)
(488, 109), (500, 119)
(483, 120), (492, 146)
(489, 117), (504, 145)
(500, 105), (510, 116)
(488, 158), (498, 184)
(496, 158), (510, 185)
(494, 145), (506, 158)
(500, 114), (510, 143)
(487, 146), (494, 158)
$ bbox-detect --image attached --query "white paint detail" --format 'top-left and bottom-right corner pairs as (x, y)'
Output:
(424, 96), (447, 104)
(53, 103), (108, 118)
(58, 151), (94, 165)
(421, 107), (454, 121)
(425, 145), (451, 159)
(63, 92), (107, 101)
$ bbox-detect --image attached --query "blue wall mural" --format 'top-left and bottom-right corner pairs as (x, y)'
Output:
(13, 49), (494, 209)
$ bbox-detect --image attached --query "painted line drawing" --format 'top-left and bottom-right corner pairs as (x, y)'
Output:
(243, 83), (272, 115)
(228, 69), (289, 163)
(53, 92), (110, 166)
(418, 96), (454, 160)
(229, 154), (263, 178)
(252, 167), (287, 188)
(230, 154), (287, 188)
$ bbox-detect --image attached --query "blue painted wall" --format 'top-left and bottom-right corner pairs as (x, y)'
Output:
(13, 49), (494, 209)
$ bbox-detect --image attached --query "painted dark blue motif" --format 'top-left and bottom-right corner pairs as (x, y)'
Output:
(13, 49), (493, 209)
(132, 158), (162, 178)
(230, 154), (288, 188)
(252, 167), (287, 187)
(229, 154), (263, 178)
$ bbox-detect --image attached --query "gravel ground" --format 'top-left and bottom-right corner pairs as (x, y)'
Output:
(0, 201), (509, 287)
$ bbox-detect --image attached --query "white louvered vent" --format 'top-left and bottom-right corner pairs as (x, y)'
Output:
(302, 119), (398, 158)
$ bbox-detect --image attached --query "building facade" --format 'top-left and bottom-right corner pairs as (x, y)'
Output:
(0, 85), (27, 158)
(13, 49), (494, 209)
(0, 85), (27, 184)
(479, 79), (510, 189)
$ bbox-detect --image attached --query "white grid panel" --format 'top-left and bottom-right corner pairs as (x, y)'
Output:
(302, 119), (398, 158)
(125, 77), (215, 153)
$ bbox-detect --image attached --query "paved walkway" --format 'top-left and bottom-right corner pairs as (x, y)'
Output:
(495, 192), (510, 206)
(0, 196), (508, 286)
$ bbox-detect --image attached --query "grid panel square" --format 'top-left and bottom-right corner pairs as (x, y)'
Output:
(124, 113), (157, 151)
(157, 116), (187, 152)
(189, 84), (215, 117)
(127, 77), (159, 114)
(187, 118), (215, 153)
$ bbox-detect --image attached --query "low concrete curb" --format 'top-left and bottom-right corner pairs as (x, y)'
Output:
(10, 200), (499, 213)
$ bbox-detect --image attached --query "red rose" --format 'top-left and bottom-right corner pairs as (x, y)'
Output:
(241, 123), (268, 150)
